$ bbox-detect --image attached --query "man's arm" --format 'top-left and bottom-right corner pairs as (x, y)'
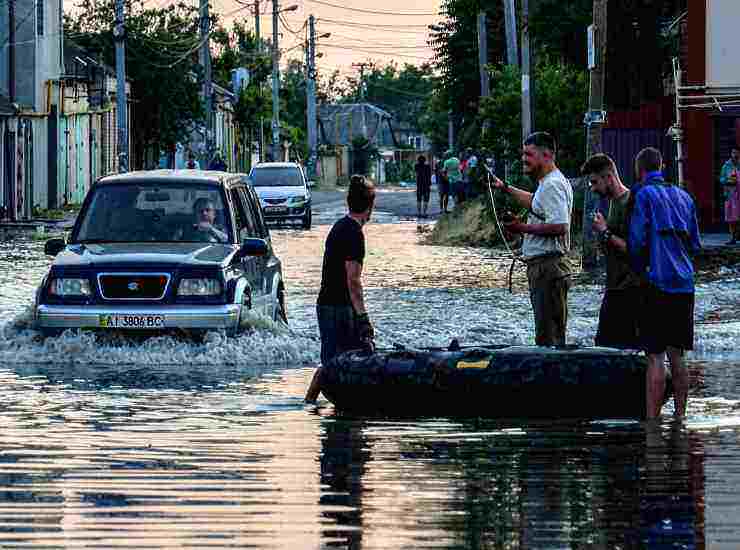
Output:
(490, 175), (533, 210)
(346, 260), (366, 315)
(509, 222), (567, 236)
(628, 193), (649, 273)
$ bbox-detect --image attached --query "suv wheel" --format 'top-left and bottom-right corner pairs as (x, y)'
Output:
(302, 209), (312, 230)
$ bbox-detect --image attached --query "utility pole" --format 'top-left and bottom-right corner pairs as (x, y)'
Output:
(503, 0), (518, 67)
(306, 15), (318, 179)
(8, 0), (15, 103)
(255, 0), (263, 162)
(271, 0), (280, 161)
(582, 0), (608, 270)
(200, 0), (213, 166)
(114, 0), (128, 172)
(448, 111), (454, 151)
(521, 0), (532, 141)
(477, 12), (489, 98)
(352, 62), (369, 101)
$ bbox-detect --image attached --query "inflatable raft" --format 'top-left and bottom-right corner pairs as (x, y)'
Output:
(320, 344), (671, 419)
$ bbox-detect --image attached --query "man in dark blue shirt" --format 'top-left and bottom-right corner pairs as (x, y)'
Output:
(628, 147), (701, 419)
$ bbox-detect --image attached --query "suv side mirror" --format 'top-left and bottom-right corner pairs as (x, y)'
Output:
(238, 238), (268, 259)
(44, 237), (66, 257)
(307, 180), (316, 188)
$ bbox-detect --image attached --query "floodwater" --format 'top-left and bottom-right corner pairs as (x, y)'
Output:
(1, 203), (740, 548)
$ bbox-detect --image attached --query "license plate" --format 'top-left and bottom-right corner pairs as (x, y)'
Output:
(264, 206), (288, 214)
(98, 314), (165, 329)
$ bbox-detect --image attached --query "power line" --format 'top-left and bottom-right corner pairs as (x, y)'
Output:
(316, 17), (431, 30)
(305, 0), (437, 16)
(320, 43), (432, 61)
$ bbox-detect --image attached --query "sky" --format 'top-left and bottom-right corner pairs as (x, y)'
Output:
(64, 0), (443, 78)
(211, 0), (443, 77)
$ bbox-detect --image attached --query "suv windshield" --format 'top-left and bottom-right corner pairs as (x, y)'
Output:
(75, 183), (232, 243)
(250, 167), (303, 187)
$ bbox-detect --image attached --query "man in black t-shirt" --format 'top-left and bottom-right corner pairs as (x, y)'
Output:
(305, 175), (376, 402)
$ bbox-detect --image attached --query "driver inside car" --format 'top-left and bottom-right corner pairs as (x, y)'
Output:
(175, 197), (228, 243)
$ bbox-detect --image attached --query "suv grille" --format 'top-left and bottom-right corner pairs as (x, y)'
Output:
(264, 198), (287, 205)
(98, 273), (170, 300)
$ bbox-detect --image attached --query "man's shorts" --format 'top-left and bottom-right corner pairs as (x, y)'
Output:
(595, 287), (644, 349)
(316, 304), (360, 366)
(641, 287), (694, 354)
(417, 183), (431, 203)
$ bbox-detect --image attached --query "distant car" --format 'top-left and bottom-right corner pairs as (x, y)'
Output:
(246, 162), (313, 229)
(34, 170), (287, 337)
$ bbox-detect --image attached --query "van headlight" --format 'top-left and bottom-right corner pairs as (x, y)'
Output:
(177, 278), (222, 296)
(49, 278), (91, 296)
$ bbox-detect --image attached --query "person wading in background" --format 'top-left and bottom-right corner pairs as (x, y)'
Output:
(415, 155), (432, 219)
(305, 175), (376, 402)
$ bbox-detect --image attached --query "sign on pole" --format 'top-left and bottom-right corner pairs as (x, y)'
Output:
(587, 24), (596, 70)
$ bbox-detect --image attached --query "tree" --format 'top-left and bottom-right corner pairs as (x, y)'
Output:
(65, 0), (205, 168)
(479, 55), (588, 181)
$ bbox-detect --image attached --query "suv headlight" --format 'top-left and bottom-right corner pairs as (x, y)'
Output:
(288, 195), (308, 206)
(177, 278), (222, 296)
(49, 278), (91, 296)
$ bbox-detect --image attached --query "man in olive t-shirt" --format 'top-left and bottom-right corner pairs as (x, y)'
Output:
(583, 154), (644, 349)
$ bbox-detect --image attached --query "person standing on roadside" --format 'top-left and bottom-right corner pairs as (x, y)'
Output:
(443, 150), (464, 207)
(628, 147), (701, 419)
(719, 146), (740, 245)
(415, 155), (432, 219)
(305, 175), (376, 402)
(436, 158), (450, 214)
(490, 132), (574, 347)
(582, 153), (644, 348)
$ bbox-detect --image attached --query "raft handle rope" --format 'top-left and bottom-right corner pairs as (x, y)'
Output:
(484, 166), (524, 293)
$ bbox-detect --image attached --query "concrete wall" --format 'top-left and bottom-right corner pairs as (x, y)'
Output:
(0, 8), (8, 100)
(13, 0), (36, 109)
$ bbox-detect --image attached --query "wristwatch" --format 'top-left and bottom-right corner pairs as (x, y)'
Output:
(599, 228), (612, 245)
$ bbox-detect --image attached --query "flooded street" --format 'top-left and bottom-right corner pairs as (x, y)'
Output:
(1, 191), (740, 548)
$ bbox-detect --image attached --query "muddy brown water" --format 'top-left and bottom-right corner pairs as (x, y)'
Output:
(1, 212), (740, 548)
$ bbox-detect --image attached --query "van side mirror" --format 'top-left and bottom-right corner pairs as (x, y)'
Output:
(44, 237), (66, 257)
(237, 238), (268, 259)
(307, 180), (316, 188)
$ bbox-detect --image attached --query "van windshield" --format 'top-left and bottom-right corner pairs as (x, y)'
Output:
(74, 183), (232, 243)
(250, 167), (303, 187)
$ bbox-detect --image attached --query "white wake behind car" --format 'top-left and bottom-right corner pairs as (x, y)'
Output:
(245, 162), (313, 229)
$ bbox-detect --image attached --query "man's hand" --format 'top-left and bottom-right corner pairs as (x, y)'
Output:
(592, 211), (607, 233)
(490, 174), (508, 190)
(197, 221), (212, 231)
(357, 312), (375, 340)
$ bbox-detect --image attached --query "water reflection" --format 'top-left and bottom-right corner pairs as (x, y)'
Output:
(317, 416), (706, 549)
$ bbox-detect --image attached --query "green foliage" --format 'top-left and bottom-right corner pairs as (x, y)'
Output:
(479, 56), (588, 177)
(65, 0), (204, 161)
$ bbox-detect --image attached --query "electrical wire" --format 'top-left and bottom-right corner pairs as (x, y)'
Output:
(316, 17), (431, 30)
(319, 43), (432, 61)
(305, 0), (437, 16)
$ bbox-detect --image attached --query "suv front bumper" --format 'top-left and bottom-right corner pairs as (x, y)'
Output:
(35, 304), (241, 331)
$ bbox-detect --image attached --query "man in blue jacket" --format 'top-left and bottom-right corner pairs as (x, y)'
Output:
(628, 147), (701, 419)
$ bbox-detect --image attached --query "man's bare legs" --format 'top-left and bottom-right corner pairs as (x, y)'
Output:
(646, 347), (688, 419)
(667, 346), (688, 416)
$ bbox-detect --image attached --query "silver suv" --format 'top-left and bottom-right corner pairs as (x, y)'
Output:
(246, 162), (313, 229)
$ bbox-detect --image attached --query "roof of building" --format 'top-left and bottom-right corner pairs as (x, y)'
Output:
(318, 103), (396, 147)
